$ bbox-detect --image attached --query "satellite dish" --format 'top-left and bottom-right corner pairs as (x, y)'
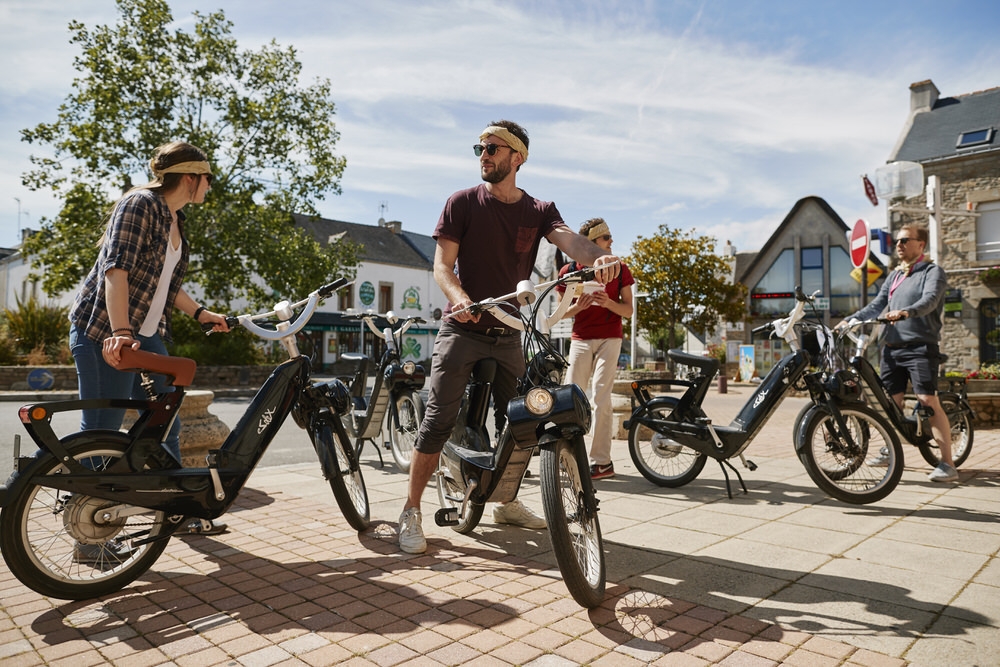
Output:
(873, 161), (924, 200)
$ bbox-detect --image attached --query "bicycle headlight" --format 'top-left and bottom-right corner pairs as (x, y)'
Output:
(402, 361), (416, 375)
(524, 387), (554, 416)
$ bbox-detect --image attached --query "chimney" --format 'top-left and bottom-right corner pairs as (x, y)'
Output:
(379, 218), (402, 233)
(909, 79), (939, 113)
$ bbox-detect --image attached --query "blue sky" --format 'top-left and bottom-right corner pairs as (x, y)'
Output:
(2, 0), (999, 261)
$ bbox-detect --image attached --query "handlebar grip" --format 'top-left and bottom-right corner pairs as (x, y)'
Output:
(202, 316), (240, 334)
(317, 277), (350, 298)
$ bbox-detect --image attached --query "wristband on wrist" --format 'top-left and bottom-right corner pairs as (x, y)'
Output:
(193, 306), (206, 321)
(112, 327), (135, 337)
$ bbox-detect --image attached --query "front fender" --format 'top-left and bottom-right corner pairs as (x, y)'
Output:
(794, 403), (831, 454)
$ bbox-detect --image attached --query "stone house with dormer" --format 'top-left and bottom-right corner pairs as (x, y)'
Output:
(885, 79), (1000, 371)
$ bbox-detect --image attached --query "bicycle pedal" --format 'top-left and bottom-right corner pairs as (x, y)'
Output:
(434, 507), (459, 527)
(745, 459), (758, 471)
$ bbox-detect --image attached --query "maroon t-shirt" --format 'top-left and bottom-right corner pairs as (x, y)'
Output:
(557, 261), (635, 339)
(435, 184), (567, 330)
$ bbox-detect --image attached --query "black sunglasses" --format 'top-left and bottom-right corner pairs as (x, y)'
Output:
(204, 173), (214, 185)
(894, 237), (915, 246)
(473, 143), (514, 157)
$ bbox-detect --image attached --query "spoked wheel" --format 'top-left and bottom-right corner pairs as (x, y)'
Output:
(0, 433), (171, 600)
(313, 418), (370, 530)
(912, 394), (974, 468)
(797, 403), (903, 504)
(628, 398), (707, 487)
(540, 438), (606, 609)
(389, 390), (423, 473)
(434, 459), (484, 534)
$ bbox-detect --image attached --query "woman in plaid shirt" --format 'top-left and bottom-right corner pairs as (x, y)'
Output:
(68, 141), (230, 537)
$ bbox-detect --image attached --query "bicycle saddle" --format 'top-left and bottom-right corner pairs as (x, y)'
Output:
(118, 347), (197, 387)
(667, 348), (719, 378)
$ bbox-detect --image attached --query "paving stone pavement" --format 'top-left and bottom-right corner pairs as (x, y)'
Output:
(1, 384), (998, 666)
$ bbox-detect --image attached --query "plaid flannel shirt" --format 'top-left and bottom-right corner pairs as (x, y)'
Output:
(70, 189), (190, 343)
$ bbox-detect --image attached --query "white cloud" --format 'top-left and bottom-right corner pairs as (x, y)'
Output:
(1, 0), (997, 257)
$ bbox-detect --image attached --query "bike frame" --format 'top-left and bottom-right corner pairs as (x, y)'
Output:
(622, 289), (863, 497)
(630, 347), (813, 462)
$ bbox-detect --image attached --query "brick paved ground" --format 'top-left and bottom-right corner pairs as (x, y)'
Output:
(1, 387), (998, 666)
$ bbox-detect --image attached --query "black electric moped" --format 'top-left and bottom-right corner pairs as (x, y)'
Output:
(625, 288), (904, 505)
(433, 268), (606, 608)
(339, 312), (426, 472)
(0, 279), (369, 600)
(834, 318), (974, 467)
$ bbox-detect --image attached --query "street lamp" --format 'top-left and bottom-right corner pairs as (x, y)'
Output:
(630, 288), (649, 370)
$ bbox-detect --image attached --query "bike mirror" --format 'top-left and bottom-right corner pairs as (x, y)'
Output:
(516, 279), (537, 306)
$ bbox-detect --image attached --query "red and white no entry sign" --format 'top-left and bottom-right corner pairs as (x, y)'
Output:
(850, 219), (870, 269)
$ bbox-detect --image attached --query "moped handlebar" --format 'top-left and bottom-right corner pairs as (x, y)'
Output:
(201, 277), (352, 340)
(343, 311), (426, 341)
(753, 286), (821, 346)
(448, 260), (622, 330)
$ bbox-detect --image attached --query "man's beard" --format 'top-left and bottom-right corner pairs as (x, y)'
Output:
(481, 159), (512, 184)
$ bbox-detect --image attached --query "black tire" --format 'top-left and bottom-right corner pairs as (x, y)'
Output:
(540, 438), (606, 609)
(314, 418), (370, 531)
(0, 433), (171, 600)
(389, 390), (423, 473)
(797, 403), (903, 504)
(628, 398), (708, 487)
(915, 395), (974, 468)
(434, 459), (484, 534)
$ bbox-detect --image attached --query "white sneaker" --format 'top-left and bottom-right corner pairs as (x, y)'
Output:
(493, 499), (546, 529)
(928, 463), (958, 483)
(866, 447), (890, 467)
(398, 507), (427, 553)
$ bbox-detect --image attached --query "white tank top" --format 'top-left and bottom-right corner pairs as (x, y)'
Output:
(138, 235), (183, 337)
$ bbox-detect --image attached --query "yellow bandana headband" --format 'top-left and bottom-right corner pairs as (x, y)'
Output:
(479, 126), (528, 162)
(587, 221), (610, 241)
(155, 161), (212, 178)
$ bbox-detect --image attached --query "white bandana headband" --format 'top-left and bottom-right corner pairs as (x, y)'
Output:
(479, 126), (528, 162)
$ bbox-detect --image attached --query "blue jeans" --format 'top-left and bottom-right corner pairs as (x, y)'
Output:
(69, 324), (182, 463)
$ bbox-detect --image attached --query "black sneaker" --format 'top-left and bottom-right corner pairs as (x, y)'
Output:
(590, 463), (615, 479)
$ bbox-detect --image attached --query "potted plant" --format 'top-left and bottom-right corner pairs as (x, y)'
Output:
(966, 363), (1000, 393)
(978, 266), (1000, 286)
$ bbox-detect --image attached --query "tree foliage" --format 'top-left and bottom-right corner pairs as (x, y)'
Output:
(19, 0), (358, 308)
(626, 225), (747, 354)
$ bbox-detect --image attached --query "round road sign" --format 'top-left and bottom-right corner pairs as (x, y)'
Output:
(850, 219), (870, 269)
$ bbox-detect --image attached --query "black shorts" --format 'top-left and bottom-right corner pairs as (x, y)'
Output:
(880, 343), (941, 396)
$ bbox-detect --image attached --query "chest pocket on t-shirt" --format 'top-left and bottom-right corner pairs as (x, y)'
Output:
(516, 226), (537, 253)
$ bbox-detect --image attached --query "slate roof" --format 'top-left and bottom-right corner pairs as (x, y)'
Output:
(893, 85), (1000, 163)
(291, 214), (433, 270)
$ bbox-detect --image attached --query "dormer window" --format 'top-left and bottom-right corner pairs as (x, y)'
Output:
(957, 127), (994, 149)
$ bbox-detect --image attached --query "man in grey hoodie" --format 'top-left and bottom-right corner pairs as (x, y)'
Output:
(839, 223), (956, 482)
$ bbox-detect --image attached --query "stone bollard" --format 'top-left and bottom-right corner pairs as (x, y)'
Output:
(122, 390), (231, 467)
(612, 394), (632, 439)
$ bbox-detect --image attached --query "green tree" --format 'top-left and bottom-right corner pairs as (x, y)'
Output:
(19, 0), (358, 308)
(627, 225), (747, 358)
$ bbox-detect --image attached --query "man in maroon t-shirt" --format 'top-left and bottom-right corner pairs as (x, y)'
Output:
(397, 120), (620, 554)
(557, 219), (634, 479)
